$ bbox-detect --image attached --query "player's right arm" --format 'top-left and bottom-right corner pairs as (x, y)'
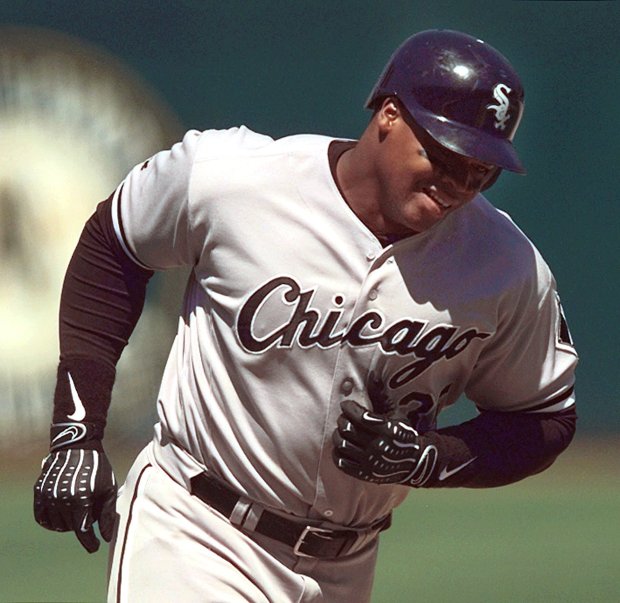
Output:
(33, 130), (203, 552)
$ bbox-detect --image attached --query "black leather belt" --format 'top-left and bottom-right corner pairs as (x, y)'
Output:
(189, 473), (391, 559)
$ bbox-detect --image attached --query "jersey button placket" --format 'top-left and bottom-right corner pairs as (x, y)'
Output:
(365, 248), (383, 302)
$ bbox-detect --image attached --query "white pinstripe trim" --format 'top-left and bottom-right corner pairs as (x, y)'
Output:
(527, 391), (576, 414)
(111, 184), (151, 270)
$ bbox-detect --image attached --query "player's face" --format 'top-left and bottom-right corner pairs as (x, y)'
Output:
(374, 100), (496, 233)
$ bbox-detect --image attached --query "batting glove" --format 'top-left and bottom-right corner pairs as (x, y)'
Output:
(33, 423), (117, 553)
(332, 400), (438, 487)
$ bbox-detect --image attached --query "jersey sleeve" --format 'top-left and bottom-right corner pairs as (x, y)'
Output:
(112, 129), (203, 270)
(465, 259), (578, 414)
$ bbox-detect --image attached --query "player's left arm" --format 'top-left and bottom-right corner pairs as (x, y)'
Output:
(332, 400), (576, 488)
(334, 262), (579, 489)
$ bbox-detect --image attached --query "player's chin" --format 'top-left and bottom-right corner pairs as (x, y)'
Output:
(403, 200), (450, 232)
(413, 216), (445, 233)
(416, 189), (475, 230)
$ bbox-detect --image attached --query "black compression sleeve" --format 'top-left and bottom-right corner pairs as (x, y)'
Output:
(52, 194), (153, 431)
(59, 195), (153, 365)
(418, 405), (577, 488)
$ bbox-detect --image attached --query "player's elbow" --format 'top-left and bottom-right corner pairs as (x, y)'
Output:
(529, 403), (578, 477)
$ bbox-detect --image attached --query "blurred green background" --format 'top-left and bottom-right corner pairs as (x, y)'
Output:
(0, 1), (618, 601)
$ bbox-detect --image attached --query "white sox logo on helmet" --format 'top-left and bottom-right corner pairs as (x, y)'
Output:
(236, 276), (492, 382)
(486, 83), (512, 130)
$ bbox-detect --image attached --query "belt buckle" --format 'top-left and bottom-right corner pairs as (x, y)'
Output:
(293, 525), (337, 558)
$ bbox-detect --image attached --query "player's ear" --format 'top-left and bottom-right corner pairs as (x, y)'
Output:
(376, 97), (402, 135)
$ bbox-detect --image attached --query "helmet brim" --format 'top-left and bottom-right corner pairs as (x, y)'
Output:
(412, 107), (526, 174)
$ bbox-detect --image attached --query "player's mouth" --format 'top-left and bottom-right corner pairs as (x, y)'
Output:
(423, 186), (453, 211)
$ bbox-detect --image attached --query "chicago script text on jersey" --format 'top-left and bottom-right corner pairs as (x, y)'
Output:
(236, 276), (492, 381)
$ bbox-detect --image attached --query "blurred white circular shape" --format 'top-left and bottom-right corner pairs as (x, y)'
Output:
(0, 27), (182, 375)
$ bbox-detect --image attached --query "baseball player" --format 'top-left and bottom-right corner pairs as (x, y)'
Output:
(34, 30), (578, 602)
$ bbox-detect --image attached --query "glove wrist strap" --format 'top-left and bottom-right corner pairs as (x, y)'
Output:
(49, 421), (104, 452)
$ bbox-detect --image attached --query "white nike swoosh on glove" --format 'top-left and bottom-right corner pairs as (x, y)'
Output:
(362, 412), (384, 423)
(438, 457), (477, 481)
(51, 424), (86, 447)
(67, 372), (86, 421)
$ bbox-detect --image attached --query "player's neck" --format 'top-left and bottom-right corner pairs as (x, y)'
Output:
(335, 138), (413, 242)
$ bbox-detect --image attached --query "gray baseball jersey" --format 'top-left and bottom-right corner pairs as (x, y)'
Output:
(111, 126), (577, 532)
(106, 127), (576, 600)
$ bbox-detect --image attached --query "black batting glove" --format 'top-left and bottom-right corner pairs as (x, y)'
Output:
(33, 423), (117, 553)
(332, 400), (438, 487)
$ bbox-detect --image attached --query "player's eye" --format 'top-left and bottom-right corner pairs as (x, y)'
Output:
(418, 134), (494, 189)
(472, 163), (492, 176)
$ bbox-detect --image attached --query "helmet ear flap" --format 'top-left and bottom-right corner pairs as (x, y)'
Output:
(482, 167), (502, 191)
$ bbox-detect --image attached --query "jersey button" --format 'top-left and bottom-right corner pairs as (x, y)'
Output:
(366, 250), (376, 261)
(324, 509), (334, 518)
(368, 289), (378, 301)
(341, 378), (354, 395)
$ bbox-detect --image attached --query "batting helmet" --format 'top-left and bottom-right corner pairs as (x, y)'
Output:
(366, 29), (526, 174)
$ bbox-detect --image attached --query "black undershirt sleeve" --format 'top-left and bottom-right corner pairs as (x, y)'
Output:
(419, 404), (577, 488)
(52, 194), (153, 435)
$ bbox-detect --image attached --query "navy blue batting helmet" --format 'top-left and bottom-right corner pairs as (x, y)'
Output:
(366, 29), (526, 174)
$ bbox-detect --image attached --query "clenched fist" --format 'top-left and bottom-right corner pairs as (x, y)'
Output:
(34, 446), (117, 553)
(332, 400), (438, 487)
